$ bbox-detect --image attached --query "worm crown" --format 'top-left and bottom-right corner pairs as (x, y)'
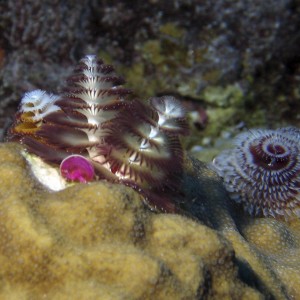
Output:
(8, 55), (188, 212)
(212, 128), (300, 219)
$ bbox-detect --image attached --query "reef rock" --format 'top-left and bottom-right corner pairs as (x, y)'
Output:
(0, 143), (299, 299)
(182, 157), (300, 299)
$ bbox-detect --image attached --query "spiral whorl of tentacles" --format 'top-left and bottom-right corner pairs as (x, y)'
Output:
(7, 55), (188, 212)
(212, 128), (300, 219)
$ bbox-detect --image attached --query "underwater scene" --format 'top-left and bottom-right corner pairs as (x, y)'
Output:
(0, 1), (300, 299)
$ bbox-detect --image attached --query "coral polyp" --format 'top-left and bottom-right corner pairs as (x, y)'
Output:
(212, 128), (300, 219)
(7, 55), (188, 212)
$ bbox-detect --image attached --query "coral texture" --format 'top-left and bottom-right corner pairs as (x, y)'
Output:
(1, 143), (300, 299)
(7, 55), (188, 212)
(212, 127), (300, 219)
(0, 143), (262, 299)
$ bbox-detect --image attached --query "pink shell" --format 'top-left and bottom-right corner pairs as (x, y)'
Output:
(60, 155), (95, 183)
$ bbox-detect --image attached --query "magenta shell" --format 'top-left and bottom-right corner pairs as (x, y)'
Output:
(60, 155), (95, 183)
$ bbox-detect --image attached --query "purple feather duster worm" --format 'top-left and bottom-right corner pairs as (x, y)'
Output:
(7, 55), (188, 212)
(212, 127), (300, 219)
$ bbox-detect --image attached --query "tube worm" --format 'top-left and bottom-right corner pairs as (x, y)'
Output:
(8, 55), (188, 212)
(212, 128), (300, 219)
